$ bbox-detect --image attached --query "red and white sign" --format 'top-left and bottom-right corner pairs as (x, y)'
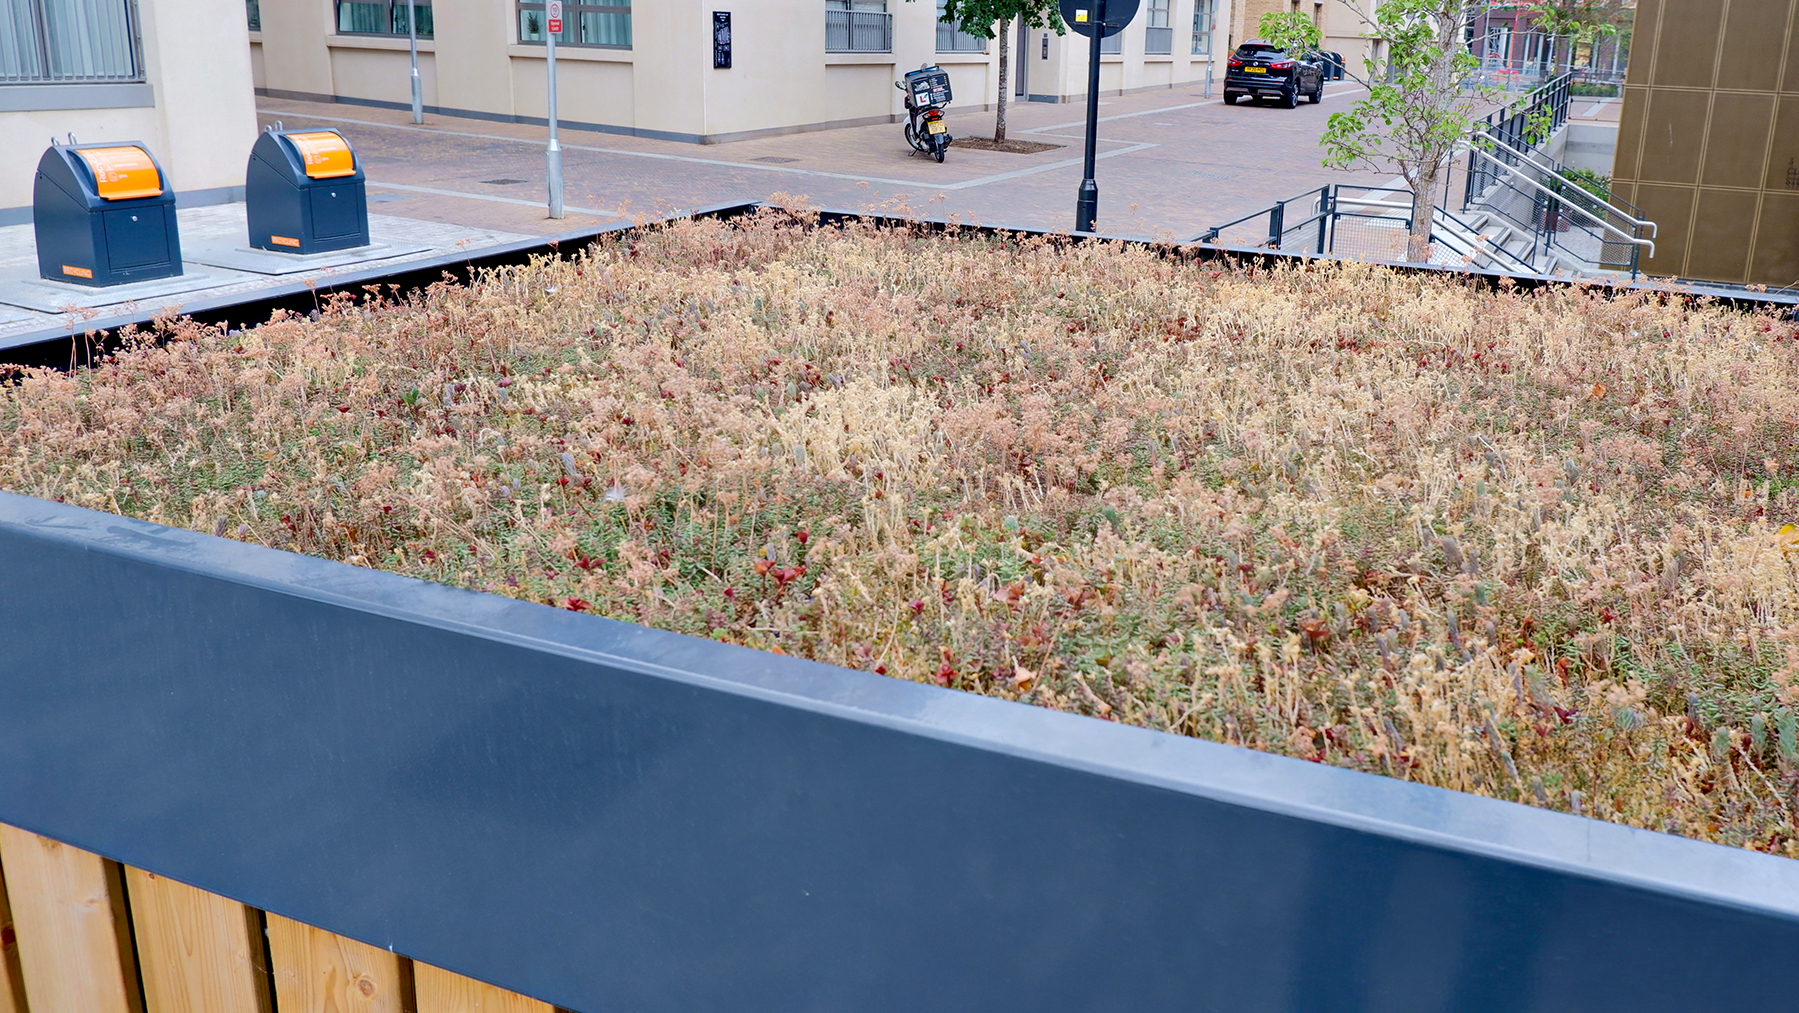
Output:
(547, 0), (562, 34)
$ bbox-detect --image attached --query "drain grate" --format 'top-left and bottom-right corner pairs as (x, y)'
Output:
(752, 156), (800, 164)
(480, 178), (528, 185)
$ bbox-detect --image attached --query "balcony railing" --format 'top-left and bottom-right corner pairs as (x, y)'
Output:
(1144, 26), (1172, 54)
(936, 21), (985, 53)
(826, 9), (891, 53)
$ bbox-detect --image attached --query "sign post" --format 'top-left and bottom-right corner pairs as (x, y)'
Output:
(545, 0), (564, 219)
(1059, 0), (1139, 233)
(406, 0), (422, 124)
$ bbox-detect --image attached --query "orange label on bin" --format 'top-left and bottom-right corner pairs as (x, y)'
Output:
(61, 265), (94, 279)
(270, 235), (301, 248)
(286, 132), (356, 179)
(75, 146), (163, 200)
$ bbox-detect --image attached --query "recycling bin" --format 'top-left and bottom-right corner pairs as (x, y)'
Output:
(246, 128), (369, 254)
(33, 142), (182, 287)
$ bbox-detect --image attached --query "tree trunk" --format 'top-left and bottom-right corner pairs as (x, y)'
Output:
(995, 20), (1010, 144)
(1408, 168), (1435, 263)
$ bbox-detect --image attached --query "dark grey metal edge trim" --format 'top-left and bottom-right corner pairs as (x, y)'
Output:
(0, 199), (762, 356)
(6, 200), (1794, 364)
(0, 81), (154, 111)
(2, 489), (1795, 921)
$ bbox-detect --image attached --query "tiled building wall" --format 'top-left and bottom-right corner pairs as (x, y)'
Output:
(1611, 0), (1799, 286)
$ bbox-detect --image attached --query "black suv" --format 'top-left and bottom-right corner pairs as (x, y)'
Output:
(1223, 41), (1325, 108)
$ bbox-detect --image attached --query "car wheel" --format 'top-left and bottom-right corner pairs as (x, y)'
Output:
(1281, 85), (1298, 109)
(1308, 80), (1323, 103)
(1223, 92), (1238, 105)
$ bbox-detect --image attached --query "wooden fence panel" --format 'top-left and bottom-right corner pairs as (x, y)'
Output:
(415, 962), (552, 1013)
(0, 850), (28, 1013)
(125, 868), (272, 1013)
(0, 825), (140, 1013)
(267, 913), (406, 1013)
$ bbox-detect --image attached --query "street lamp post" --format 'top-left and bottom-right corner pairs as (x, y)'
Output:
(1074, 0), (1105, 233)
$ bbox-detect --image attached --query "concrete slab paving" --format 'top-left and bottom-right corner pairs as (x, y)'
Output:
(183, 241), (433, 276)
(0, 268), (235, 313)
(0, 202), (531, 348)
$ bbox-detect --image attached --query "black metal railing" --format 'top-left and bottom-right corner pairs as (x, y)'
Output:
(1465, 73), (1573, 204)
(826, 9), (891, 53)
(1464, 138), (1653, 276)
(1197, 184), (1537, 275)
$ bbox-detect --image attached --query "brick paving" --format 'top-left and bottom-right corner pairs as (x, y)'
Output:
(257, 80), (1390, 241)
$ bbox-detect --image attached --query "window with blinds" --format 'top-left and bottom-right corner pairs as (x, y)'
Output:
(336, 1), (432, 37)
(935, 1), (984, 53)
(1144, 0), (1170, 54)
(1, 0), (143, 84)
(518, 1), (631, 48)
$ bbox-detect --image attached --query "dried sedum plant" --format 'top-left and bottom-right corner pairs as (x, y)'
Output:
(4, 207), (1798, 856)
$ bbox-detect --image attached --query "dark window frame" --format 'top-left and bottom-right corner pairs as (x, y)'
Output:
(0, 0), (146, 85)
(517, 1), (633, 50)
(335, 0), (434, 39)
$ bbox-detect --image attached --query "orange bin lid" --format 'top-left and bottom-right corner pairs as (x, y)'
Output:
(286, 132), (356, 179)
(75, 146), (163, 201)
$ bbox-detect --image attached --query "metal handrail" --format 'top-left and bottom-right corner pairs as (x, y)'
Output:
(1330, 188), (1537, 275)
(1462, 145), (1654, 256)
(1475, 134), (1655, 237)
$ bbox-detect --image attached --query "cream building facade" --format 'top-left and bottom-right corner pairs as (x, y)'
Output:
(250, 0), (1240, 143)
(1, 0), (260, 221)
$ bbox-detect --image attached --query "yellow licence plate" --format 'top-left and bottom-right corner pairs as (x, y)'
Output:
(1245, 67), (1266, 73)
(928, 121), (947, 134)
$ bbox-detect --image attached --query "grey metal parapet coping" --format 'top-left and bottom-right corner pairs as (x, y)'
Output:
(1, 489), (1796, 1013)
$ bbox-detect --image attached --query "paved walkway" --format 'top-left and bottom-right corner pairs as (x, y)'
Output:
(257, 80), (1386, 241)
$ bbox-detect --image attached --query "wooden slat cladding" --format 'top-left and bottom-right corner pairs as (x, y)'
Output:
(415, 962), (553, 1013)
(266, 914), (406, 1013)
(0, 823), (560, 1013)
(126, 868), (273, 1013)
(0, 847), (30, 1013)
(0, 824), (141, 1013)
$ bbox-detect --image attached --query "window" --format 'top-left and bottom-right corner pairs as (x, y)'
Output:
(518, 1), (631, 48)
(1100, 31), (1120, 55)
(935, 0), (984, 53)
(1144, 0), (1170, 54)
(246, 0), (260, 32)
(336, 1), (432, 37)
(826, 0), (890, 54)
(1191, 0), (1216, 55)
(1, 0), (143, 84)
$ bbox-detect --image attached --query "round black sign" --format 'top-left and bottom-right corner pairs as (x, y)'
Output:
(1058, 0), (1140, 39)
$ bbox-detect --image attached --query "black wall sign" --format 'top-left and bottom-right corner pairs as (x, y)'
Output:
(713, 12), (731, 69)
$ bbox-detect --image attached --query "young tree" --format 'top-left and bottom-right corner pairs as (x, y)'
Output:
(1262, 1), (1488, 263)
(917, 1), (1064, 143)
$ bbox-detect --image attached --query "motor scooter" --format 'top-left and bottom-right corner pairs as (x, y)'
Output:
(896, 65), (952, 163)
